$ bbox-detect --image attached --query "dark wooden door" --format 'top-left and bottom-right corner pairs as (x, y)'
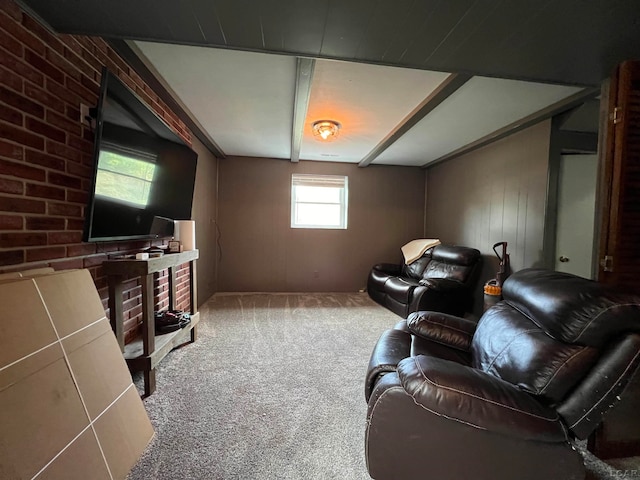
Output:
(597, 60), (640, 293)
(590, 60), (640, 458)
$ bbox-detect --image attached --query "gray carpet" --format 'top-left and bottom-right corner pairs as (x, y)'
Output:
(127, 293), (640, 480)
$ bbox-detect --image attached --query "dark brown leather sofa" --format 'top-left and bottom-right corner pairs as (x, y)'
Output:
(366, 244), (481, 318)
(364, 268), (640, 480)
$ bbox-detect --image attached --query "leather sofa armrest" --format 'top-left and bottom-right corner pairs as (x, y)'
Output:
(396, 355), (567, 442)
(406, 311), (475, 351)
(365, 329), (412, 402)
(372, 262), (403, 276)
(418, 277), (465, 291)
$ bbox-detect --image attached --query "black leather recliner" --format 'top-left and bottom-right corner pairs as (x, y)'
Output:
(366, 244), (481, 318)
(364, 268), (640, 480)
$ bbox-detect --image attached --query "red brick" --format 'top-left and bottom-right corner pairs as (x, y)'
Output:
(0, 158), (45, 181)
(67, 218), (85, 231)
(45, 110), (81, 137)
(93, 274), (107, 291)
(27, 183), (66, 204)
(66, 160), (91, 178)
(67, 243), (96, 257)
(62, 44), (95, 78)
(0, 231), (46, 247)
(0, 48), (44, 86)
(25, 245), (66, 262)
(25, 182), (65, 200)
(66, 189), (88, 204)
(26, 216), (65, 230)
(67, 135), (93, 156)
(0, 27), (22, 59)
(48, 231), (81, 244)
(122, 280), (140, 295)
(0, 103), (22, 125)
(107, 49), (130, 75)
(0, 195), (44, 213)
(0, 214), (24, 230)
(48, 201), (81, 217)
(82, 127), (94, 142)
(24, 149), (64, 170)
(0, 65), (22, 92)
(93, 38), (108, 54)
(48, 171), (81, 189)
(83, 253), (106, 268)
(0, 214), (22, 229)
(0, 85), (45, 118)
(0, 249), (23, 266)
(0, 10), (45, 56)
(75, 36), (95, 54)
(45, 49), (82, 81)
(79, 73), (99, 92)
(22, 15), (64, 55)
(45, 77), (81, 106)
(24, 49), (64, 85)
(26, 117), (66, 143)
(65, 75), (97, 104)
(122, 295), (140, 312)
(46, 139), (82, 163)
(49, 257), (83, 270)
(80, 47), (101, 72)
(24, 82), (65, 113)
(0, 0), (23, 21)
(61, 36), (83, 57)
(0, 122), (44, 150)
(0, 138), (22, 160)
(0, 177), (22, 194)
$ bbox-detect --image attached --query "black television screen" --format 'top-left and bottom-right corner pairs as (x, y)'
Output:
(83, 68), (198, 242)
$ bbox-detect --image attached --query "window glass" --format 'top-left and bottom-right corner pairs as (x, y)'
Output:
(291, 174), (348, 229)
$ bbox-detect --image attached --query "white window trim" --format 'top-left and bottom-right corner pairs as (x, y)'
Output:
(291, 174), (348, 229)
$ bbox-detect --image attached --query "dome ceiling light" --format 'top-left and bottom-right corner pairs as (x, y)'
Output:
(312, 120), (341, 141)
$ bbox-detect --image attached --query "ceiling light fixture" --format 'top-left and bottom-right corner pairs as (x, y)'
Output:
(312, 120), (341, 141)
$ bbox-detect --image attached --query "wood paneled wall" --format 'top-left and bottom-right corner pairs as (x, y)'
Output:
(190, 136), (218, 302)
(217, 156), (425, 292)
(425, 120), (552, 315)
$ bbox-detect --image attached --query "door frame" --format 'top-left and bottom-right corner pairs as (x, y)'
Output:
(542, 106), (600, 273)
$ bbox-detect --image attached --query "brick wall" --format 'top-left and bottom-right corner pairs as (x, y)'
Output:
(0, 0), (193, 343)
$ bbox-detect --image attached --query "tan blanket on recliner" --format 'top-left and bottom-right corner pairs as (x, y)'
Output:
(401, 238), (441, 265)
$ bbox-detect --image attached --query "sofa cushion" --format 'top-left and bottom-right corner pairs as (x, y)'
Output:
(503, 268), (640, 347)
(368, 267), (393, 291)
(431, 244), (481, 266)
(471, 302), (600, 402)
(397, 355), (568, 442)
(385, 277), (420, 303)
(420, 246), (481, 283)
(402, 254), (431, 280)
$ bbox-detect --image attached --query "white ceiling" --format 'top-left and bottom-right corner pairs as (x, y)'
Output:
(134, 41), (592, 167)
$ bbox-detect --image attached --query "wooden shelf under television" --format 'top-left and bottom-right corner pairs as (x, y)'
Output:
(124, 311), (200, 372)
(104, 249), (199, 397)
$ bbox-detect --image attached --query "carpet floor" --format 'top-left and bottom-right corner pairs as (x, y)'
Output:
(127, 293), (640, 480)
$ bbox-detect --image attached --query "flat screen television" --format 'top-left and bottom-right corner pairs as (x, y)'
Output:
(83, 68), (198, 242)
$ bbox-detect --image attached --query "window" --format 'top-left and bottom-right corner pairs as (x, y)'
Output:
(95, 145), (157, 207)
(291, 174), (348, 229)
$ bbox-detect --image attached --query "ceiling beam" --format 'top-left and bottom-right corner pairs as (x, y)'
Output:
(421, 87), (600, 168)
(108, 39), (226, 159)
(290, 58), (315, 163)
(358, 73), (472, 167)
